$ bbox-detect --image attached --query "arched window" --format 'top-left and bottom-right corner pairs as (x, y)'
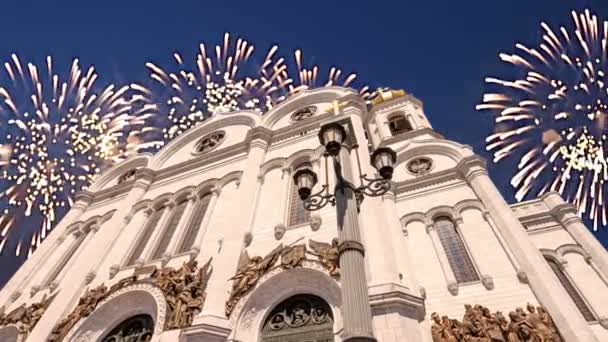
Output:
(388, 114), (413, 135)
(434, 216), (479, 283)
(151, 199), (188, 260)
(261, 294), (334, 342)
(126, 207), (165, 266)
(102, 314), (153, 342)
(545, 256), (596, 321)
(44, 225), (90, 286)
(177, 193), (211, 253)
(288, 163), (312, 227)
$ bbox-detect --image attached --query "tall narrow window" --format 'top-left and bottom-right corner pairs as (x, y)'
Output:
(126, 207), (165, 266)
(434, 217), (479, 283)
(177, 194), (211, 253)
(545, 257), (596, 321)
(151, 199), (188, 260)
(288, 163), (311, 227)
(44, 229), (88, 286)
(388, 115), (413, 135)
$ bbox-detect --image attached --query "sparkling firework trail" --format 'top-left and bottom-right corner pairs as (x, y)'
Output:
(0, 55), (156, 256)
(478, 9), (608, 230)
(146, 33), (376, 145)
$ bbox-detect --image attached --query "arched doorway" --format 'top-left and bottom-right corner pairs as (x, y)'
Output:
(260, 294), (334, 342)
(102, 314), (154, 342)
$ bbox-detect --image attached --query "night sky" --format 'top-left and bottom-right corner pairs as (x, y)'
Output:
(1, 0), (608, 287)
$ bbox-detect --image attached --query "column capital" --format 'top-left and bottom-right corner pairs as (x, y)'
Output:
(456, 155), (488, 181)
(549, 203), (580, 224)
(73, 190), (94, 209)
(134, 167), (156, 183)
(211, 186), (222, 196)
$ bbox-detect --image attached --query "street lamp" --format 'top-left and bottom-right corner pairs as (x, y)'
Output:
(293, 121), (396, 342)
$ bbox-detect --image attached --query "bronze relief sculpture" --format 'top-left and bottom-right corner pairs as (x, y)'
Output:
(47, 259), (212, 341)
(430, 303), (562, 342)
(225, 239), (341, 317)
(0, 293), (55, 338)
(151, 259), (213, 330)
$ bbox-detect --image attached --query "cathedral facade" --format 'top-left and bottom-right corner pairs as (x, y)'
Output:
(0, 87), (607, 342)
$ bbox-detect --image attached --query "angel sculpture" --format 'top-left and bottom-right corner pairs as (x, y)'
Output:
(280, 244), (307, 269)
(308, 239), (340, 277)
(226, 245), (283, 316)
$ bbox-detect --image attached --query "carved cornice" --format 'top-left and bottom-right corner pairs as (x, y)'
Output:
(549, 203), (581, 226)
(368, 283), (425, 319)
(455, 155), (488, 181)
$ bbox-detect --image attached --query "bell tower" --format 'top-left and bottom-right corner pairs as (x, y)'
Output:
(365, 89), (435, 149)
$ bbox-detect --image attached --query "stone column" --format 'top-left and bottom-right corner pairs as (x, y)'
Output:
(459, 156), (598, 342)
(193, 136), (268, 337)
(277, 167), (290, 225)
(165, 194), (198, 257)
(542, 192), (608, 279)
(334, 146), (375, 342)
(27, 168), (154, 341)
(192, 187), (221, 253)
(138, 201), (175, 264)
(383, 190), (419, 290)
(426, 222), (459, 295)
(347, 145), (400, 286)
(0, 192), (92, 307)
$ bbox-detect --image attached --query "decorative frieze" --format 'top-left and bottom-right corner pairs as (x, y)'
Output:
(431, 303), (562, 342)
(0, 293), (56, 338)
(48, 259), (213, 341)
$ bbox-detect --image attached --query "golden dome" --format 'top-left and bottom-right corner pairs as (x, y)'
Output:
(371, 89), (407, 105)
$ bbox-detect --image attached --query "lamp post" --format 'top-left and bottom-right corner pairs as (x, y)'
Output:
(293, 122), (396, 342)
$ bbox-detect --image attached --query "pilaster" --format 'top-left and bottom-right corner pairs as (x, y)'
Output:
(458, 155), (599, 341)
(543, 193), (608, 280)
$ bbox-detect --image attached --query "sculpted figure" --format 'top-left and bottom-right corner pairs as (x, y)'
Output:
(308, 238), (339, 277)
(431, 312), (457, 342)
(49, 284), (108, 342)
(536, 306), (561, 342)
(482, 307), (505, 342)
(280, 244), (307, 269)
(160, 259), (211, 329)
(226, 245), (283, 316)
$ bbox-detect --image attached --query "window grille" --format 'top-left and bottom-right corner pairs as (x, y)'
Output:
(126, 207), (165, 265)
(545, 257), (596, 321)
(177, 194), (211, 253)
(151, 199), (188, 260)
(434, 217), (479, 283)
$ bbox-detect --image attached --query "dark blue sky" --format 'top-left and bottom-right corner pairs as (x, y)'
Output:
(1, 0), (608, 286)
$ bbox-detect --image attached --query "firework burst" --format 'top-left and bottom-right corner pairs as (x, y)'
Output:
(478, 9), (608, 229)
(145, 33), (377, 145)
(0, 55), (155, 256)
